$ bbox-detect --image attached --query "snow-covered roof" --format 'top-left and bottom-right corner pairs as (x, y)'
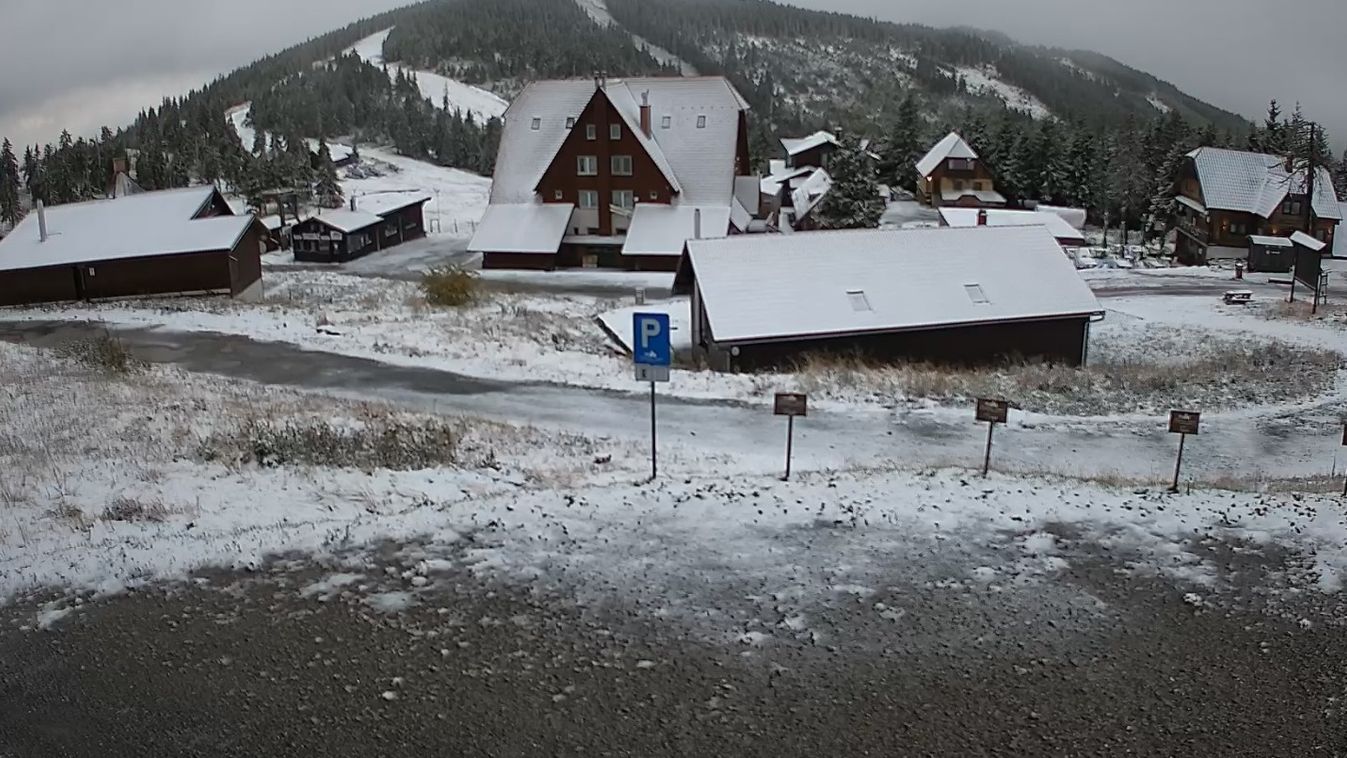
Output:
(1034, 204), (1088, 230)
(1290, 230), (1327, 252)
(683, 226), (1102, 344)
(0, 186), (255, 273)
(468, 203), (574, 254)
(1175, 195), (1207, 215)
(621, 204), (731, 257)
(916, 132), (978, 177)
(353, 192), (432, 217)
(941, 188), (1007, 205)
(938, 208), (1085, 244)
(761, 166), (813, 196)
(259, 214), (285, 231)
(1188, 147), (1341, 221)
(790, 168), (832, 221)
(490, 77), (749, 207)
(1339, 202), (1347, 257)
(780, 130), (838, 157)
(304, 209), (385, 233)
(730, 197), (752, 233)
(1248, 234), (1293, 248)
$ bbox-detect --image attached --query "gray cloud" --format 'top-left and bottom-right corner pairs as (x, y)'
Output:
(0, 0), (410, 147)
(3, 0), (1345, 154)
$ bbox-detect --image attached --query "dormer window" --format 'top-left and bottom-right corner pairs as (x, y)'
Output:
(530, 117), (541, 130)
(696, 115), (707, 129)
(661, 115), (671, 129)
(565, 117), (575, 129)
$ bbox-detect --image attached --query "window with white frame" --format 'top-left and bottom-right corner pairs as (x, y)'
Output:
(530, 117), (541, 130)
(565, 116), (575, 129)
(696, 115), (707, 128)
(610, 123), (621, 140)
(554, 189), (564, 200)
(585, 124), (597, 140)
(611, 190), (635, 210)
(661, 115), (671, 129)
(578, 190), (599, 209)
(577, 155), (598, 176)
(611, 155), (633, 176)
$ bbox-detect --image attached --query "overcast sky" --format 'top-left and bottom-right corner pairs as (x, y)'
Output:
(2, 0), (1345, 151)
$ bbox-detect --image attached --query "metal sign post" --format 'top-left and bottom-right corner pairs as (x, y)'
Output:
(632, 313), (672, 481)
(1168, 410), (1201, 493)
(774, 393), (808, 480)
(976, 398), (1010, 477)
(1340, 423), (1347, 497)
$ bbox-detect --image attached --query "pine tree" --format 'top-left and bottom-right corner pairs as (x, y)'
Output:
(1261, 100), (1286, 154)
(0, 139), (21, 229)
(814, 133), (884, 230)
(314, 139), (344, 208)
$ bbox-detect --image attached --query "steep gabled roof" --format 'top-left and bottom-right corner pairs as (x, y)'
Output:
(490, 77), (749, 207)
(682, 226), (1101, 344)
(916, 132), (978, 177)
(0, 186), (253, 272)
(781, 130), (838, 157)
(1290, 230), (1327, 252)
(1188, 147), (1341, 221)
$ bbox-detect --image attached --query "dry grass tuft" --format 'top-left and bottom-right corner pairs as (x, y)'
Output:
(56, 330), (146, 375)
(421, 265), (482, 307)
(198, 415), (462, 471)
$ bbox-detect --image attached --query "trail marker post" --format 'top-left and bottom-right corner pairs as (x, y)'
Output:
(632, 313), (671, 480)
(1168, 410), (1200, 493)
(774, 393), (808, 480)
(976, 398), (1010, 478)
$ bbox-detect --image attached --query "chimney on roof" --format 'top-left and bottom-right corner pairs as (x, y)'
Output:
(694, 208), (702, 240)
(36, 201), (47, 242)
(640, 91), (652, 138)
(977, 209), (988, 226)
(594, 71), (607, 90)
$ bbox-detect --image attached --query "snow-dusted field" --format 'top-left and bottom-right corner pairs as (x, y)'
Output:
(4, 337), (1346, 637)
(953, 65), (1052, 120)
(347, 29), (508, 122)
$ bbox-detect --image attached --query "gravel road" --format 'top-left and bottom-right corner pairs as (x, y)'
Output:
(3, 535), (1345, 757)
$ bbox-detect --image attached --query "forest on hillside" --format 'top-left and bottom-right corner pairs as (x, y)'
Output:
(1, 0), (1343, 238)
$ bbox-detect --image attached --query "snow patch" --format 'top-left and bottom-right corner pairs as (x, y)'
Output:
(955, 65), (1052, 119)
(347, 29), (508, 122)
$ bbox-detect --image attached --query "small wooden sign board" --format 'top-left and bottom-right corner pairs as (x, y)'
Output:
(1169, 410), (1201, 435)
(774, 392), (808, 417)
(976, 398), (1009, 424)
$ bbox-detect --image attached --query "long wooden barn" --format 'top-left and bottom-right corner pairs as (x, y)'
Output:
(673, 226), (1104, 372)
(0, 186), (265, 307)
(291, 194), (429, 263)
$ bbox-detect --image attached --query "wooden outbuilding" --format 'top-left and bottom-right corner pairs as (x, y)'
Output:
(673, 226), (1103, 372)
(292, 194), (429, 263)
(0, 186), (265, 307)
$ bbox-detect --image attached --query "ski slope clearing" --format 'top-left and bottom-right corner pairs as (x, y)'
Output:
(954, 66), (1052, 119)
(347, 29), (508, 122)
(573, 0), (698, 76)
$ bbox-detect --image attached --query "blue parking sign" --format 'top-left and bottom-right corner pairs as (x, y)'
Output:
(632, 312), (671, 367)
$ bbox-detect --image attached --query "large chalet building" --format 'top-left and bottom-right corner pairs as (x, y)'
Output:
(1174, 147), (1341, 265)
(915, 132), (1006, 209)
(470, 76), (758, 271)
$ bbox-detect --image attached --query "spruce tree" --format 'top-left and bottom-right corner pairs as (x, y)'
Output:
(0, 139), (21, 229)
(814, 133), (884, 230)
(314, 140), (344, 208)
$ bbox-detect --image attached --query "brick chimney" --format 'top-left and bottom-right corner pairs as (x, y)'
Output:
(640, 91), (652, 137)
(977, 209), (988, 226)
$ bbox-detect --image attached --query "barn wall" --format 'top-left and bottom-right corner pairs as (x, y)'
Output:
(385, 203), (427, 244)
(623, 254), (680, 272)
(715, 317), (1091, 372)
(80, 251), (232, 300)
(0, 265), (80, 306)
(230, 223), (266, 295)
(482, 252), (556, 270)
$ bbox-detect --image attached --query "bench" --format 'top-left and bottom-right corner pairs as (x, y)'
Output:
(1223, 290), (1253, 305)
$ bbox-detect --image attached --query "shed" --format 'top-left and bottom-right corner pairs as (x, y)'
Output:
(0, 186), (265, 307)
(292, 194), (429, 263)
(1247, 234), (1294, 273)
(673, 226), (1104, 372)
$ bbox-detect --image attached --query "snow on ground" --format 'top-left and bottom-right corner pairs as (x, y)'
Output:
(954, 66), (1052, 120)
(344, 147), (490, 239)
(347, 29), (508, 122)
(2, 270), (1344, 424)
(4, 338), (1346, 637)
(572, 0), (698, 76)
(1147, 94), (1172, 114)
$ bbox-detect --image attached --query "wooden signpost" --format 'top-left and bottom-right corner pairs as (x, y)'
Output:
(1168, 410), (1200, 492)
(976, 398), (1010, 477)
(774, 393), (807, 480)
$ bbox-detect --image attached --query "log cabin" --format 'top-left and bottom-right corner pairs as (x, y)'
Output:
(1174, 147), (1341, 265)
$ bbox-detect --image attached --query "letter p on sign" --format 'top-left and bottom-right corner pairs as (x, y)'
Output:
(632, 312), (672, 368)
